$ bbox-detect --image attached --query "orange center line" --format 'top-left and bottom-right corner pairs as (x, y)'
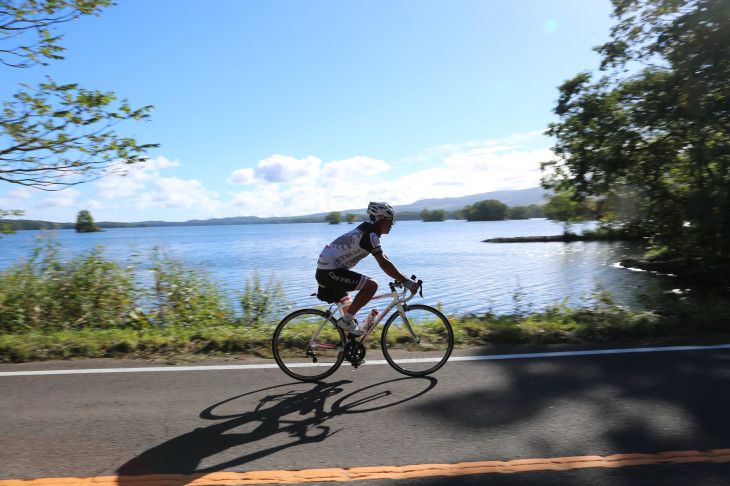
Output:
(2, 449), (729, 485)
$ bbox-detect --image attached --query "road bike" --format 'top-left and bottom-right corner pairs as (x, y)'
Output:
(272, 277), (454, 382)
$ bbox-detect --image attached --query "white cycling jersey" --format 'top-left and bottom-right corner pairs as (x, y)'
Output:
(317, 222), (383, 270)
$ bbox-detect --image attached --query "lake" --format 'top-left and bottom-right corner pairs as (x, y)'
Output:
(0, 219), (682, 316)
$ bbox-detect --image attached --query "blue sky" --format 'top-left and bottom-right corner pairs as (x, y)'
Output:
(1, 0), (615, 222)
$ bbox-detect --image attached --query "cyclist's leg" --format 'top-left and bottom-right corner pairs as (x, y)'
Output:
(338, 295), (353, 315)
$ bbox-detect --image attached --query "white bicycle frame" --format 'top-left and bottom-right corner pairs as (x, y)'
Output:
(310, 284), (419, 351)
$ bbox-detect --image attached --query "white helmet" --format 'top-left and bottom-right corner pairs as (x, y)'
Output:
(367, 201), (396, 221)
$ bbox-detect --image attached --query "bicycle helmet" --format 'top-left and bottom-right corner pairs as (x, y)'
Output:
(367, 201), (396, 221)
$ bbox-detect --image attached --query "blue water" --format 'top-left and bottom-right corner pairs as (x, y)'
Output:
(0, 219), (678, 316)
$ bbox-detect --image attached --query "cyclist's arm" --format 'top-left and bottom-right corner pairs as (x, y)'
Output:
(373, 252), (407, 283)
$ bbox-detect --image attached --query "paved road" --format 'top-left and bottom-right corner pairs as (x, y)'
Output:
(2, 344), (730, 485)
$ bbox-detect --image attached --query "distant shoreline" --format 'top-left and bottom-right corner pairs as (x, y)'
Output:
(484, 234), (591, 243)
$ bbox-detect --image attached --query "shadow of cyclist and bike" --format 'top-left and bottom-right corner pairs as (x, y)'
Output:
(116, 376), (437, 480)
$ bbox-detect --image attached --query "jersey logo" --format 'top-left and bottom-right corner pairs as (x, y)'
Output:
(318, 245), (330, 258)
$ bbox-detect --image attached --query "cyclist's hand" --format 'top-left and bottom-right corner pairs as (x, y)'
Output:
(403, 278), (419, 294)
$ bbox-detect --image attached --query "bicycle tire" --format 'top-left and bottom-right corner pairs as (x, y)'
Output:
(272, 308), (346, 381)
(380, 304), (454, 377)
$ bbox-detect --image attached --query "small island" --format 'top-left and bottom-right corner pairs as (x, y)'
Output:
(484, 234), (588, 243)
(484, 226), (635, 244)
(75, 210), (103, 233)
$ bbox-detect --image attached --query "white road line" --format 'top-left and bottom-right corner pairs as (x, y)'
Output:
(1, 344), (729, 377)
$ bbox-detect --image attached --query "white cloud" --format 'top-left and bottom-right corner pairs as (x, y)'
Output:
(221, 131), (553, 217)
(393, 147), (551, 202)
(136, 177), (219, 211)
(95, 156), (181, 199)
(427, 131), (547, 158)
(7, 188), (33, 200)
(85, 200), (103, 210)
(96, 175), (147, 199)
(3, 130), (552, 221)
(0, 187), (35, 212)
(34, 188), (81, 209)
(141, 156), (180, 171)
(228, 155), (321, 185)
(227, 168), (256, 185)
(376, 131), (552, 202)
(322, 156), (389, 180)
(507, 130), (546, 141)
(258, 155), (320, 184)
(110, 155), (180, 175)
(230, 182), (331, 216)
(227, 155), (389, 216)
(429, 143), (464, 153)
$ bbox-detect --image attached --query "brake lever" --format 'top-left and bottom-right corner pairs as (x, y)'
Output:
(410, 275), (423, 298)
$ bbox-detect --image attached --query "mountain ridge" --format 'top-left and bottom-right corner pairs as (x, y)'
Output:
(3, 187), (550, 229)
(137, 187), (550, 225)
(390, 187), (548, 213)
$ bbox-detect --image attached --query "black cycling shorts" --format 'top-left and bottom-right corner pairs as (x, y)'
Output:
(315, 268), (368, 302)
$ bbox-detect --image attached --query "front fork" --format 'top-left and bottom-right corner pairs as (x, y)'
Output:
(396, 303), (421, 343)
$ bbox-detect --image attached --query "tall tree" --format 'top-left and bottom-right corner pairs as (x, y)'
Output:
(325, 211), (342, 225)
(75, 209), (101, 232)
(1, 1), (157, 192)
(542, 0), (730, 271)
(543, 193), (595, 235)
(420, 208), (446, 222)
(507, 206), (531, 220)
(463, 200), (508, 221)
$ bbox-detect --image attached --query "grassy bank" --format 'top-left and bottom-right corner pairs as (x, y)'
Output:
(3, 300), (730, 364)
(484, 227), (643, 243)
(1, 239), (729, 363)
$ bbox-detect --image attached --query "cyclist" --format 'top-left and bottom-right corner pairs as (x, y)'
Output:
(316, 201), (418, 336)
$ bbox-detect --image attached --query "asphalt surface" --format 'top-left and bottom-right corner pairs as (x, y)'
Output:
(2, 344), (730, 485)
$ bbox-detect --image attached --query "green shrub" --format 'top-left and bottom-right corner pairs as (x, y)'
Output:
(238, 269), (290, 327)
(0, 239), (287, 335)
(139, 246), (236, 328)
(0, 239), (138, 332)
(2, 237), (729, 364)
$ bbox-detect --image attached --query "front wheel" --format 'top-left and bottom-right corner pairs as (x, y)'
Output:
(380, 304), (454, 376)
(272, 308), (346, 381)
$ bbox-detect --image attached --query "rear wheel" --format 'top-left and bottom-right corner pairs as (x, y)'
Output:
(380, 304), (454, 376)
(272, 308), (346, 381)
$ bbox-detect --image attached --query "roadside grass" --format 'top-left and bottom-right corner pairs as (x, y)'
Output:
(3, 302), (730, 364)
(0, 327), (274, 364)
(449, 303), (730, 348)
(1, 239), (729, 363)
